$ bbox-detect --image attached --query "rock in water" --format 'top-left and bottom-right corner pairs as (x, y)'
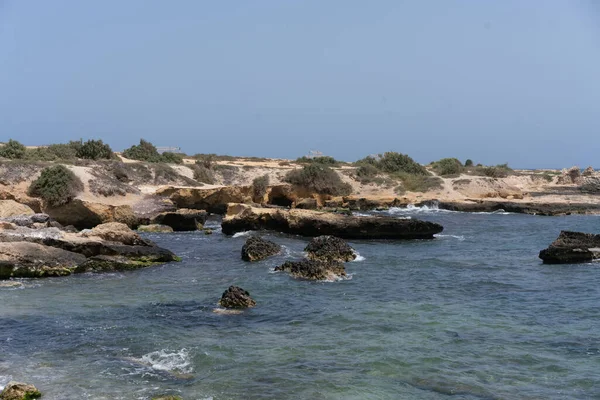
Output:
(275, 259), (346, 280)
(82, 222), (146, 245)
(152, 209), (207, 231)
(539, 231), (600, 264)
(0, 381), (41, 400)
(219, 286), (256, 308)
(241, 236), (280, 261)
(305, 235), (356, 262)
(137, 224), (174, 233)
(222, 204), (443, 239)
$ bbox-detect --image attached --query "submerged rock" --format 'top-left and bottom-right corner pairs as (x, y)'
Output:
(275, 259), (346, 280)
(222, 204), (443, 239)
(241, 236), (280, 262)
(137, 224), (174, 233)
(539, 231), (600, 264)
(152, 209), (207, 231)
(305, 235), (356, 262)
(0, 381), (41, 400)
(219, 285), (256, 308)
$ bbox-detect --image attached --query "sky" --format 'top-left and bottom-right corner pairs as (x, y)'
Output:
(0, 1), (599, 168)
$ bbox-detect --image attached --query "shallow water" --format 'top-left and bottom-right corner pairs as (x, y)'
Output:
(1, 210), (600, 399)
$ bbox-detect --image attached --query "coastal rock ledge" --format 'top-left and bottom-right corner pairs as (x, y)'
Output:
(222, 204), (443, 239)
(539, 231), (600, 264)
(0, 222), (179, 279)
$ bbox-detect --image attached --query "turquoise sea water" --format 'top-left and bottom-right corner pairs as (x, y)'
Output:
(1, 208), (599, 399)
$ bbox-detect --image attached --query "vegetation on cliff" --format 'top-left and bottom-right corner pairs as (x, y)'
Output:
(284, 164), (352, 196)
(28, 165), (84, 206)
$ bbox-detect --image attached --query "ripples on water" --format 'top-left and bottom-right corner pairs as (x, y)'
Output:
(1, 210), (600, 399)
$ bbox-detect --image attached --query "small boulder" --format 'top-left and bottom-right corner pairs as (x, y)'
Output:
(2, 213), (50, 228)
(219, 285), (256, 308)
(137, 224), (174, 233)
(275, 259), (346, 280)
(152, 209), (207, 231)
(0, 200), (35, 218)
(304, 235), (356, 262)
(0, 381), (41, 400)
(82, 222), (145, 245)
(0, 222), (16, 230)
(241, 236), (280, 262)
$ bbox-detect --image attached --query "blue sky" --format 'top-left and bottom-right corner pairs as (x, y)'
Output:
(1, 1), (599, 168)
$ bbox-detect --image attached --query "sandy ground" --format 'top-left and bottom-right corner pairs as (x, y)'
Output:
(2, 155), (598, 208)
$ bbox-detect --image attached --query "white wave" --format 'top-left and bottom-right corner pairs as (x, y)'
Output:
(387, 203), (454, 215)
(232, 231), (252, 238)
(352, 250), (365, 262)
(352, 212), (372, 217)
(140, 348), (192, 373)
(434, 234), (466, 241)
(322, 272), (354, 283)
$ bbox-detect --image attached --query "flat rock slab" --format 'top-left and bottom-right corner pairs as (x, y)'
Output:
(222, 204), (443, 239)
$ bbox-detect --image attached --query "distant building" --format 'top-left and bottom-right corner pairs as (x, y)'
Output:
(156, 146), (181, 154)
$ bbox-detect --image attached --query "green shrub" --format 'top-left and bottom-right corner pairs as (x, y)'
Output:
(190, 163), (215, 184)
(195, 153), (215, 169)
(283, 164), (352, 196)
(122, 139), (162, 162)
(160, 152), (184, 164)
(76, 139), (113, 160)
(431, 158), (464, 176)
(296, 156), (338, 166)
(378, 152), (429, 175)
(395, 173), (443, 193)
(0, 139), (26, 159)
(252, 174), (270, 198)
(28, 165), (83, 206)
(465, 159), (473, 167)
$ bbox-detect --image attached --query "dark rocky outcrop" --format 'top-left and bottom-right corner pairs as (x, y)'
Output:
(222, 204), (443, 239)
(305, 235), (356, 262)
(539, 231), (600, 264)
(241, 236), (280, 262)
(0, 381), (41, 400)
(0, 223), (179, 279)
(425, 200), (600, 216)
(581, 176), (600, 194)
(219, 286), (256, 308)
(274, 259), (346, 280)
(1, 213), (50, 227)
(152, 209), (207, 231)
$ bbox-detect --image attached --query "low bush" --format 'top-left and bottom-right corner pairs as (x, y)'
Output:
(122, 139), (162, 162)
(284, 164), (352, 196)
(0, 139), (26, 159)
(252, 174), (270, 198)
(76, 139), (113, 160)
(190, 163), (215, 184)
(28, 165), (83, 206)
(195, 153), (215, 169)
(296, 156), (339, 166)
(481, 164), (513, 178)
(431, 158), (464, 176)
(160, 151), (184, 164)
(355, 152), (429, 176)
(465, 159), (473, 167)
(395, 173), (443, 193)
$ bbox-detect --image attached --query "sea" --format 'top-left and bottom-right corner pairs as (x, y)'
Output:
(1, 206), (599, 399)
